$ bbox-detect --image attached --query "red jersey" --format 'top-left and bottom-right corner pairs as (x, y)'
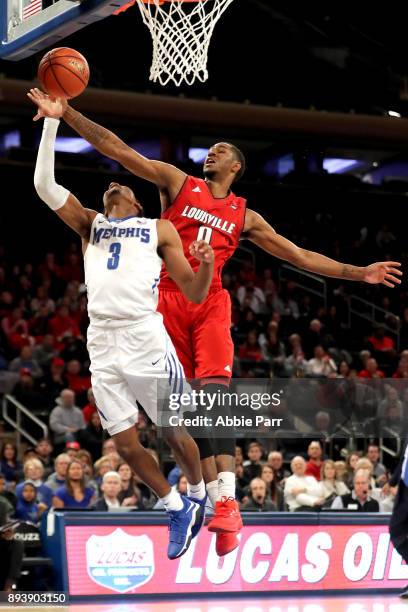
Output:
(160, 176), (247, 291)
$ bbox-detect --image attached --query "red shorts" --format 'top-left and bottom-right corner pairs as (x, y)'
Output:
(157, 288), (234, 380)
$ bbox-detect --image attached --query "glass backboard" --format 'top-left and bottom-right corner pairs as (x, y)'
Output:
(1, 0), (128, 60)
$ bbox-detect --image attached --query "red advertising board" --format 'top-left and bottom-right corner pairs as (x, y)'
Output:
(65, 523), (408, 595)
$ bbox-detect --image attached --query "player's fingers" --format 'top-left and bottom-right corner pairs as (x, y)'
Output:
(382, 280), (394, 288)
(386, 267), (403, 275)
(384, 261), (401, 267)
(385, 274), (401, 284)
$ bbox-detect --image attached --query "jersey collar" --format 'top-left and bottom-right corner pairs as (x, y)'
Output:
(107, 215), (139, 223)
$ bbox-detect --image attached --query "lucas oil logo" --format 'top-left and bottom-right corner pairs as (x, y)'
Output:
(86, 528), (154, 593)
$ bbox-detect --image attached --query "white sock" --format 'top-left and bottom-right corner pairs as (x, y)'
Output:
(206, 479), (219, 506)
(218, 471), (236, 499)
(187, 479), (206, 500)
(160, 488), (183, 512)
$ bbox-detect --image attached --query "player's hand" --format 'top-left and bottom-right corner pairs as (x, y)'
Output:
(189, 240), (214, 264)
(363, 262), (402, 287)
(27, 87), (68, 120)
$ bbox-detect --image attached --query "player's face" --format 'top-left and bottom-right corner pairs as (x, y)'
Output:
(103, 182), (143, 216)
(203, 143), (240, 182)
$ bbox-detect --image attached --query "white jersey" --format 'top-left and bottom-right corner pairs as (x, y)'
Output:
(84, 214), (162, 324)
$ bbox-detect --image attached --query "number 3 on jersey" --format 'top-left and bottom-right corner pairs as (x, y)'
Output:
(107, 242), (121, 270)
(197, 226), (213, 244)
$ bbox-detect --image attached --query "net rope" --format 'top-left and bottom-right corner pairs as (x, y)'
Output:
(135, 0), (235, 86)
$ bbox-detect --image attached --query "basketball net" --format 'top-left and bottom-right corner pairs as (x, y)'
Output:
(115, 0), (235, 87)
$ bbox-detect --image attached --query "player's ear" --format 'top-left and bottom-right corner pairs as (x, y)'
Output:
(231, 160), (241, 179)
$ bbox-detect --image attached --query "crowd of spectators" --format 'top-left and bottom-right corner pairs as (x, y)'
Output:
(0, 214), (407, 533)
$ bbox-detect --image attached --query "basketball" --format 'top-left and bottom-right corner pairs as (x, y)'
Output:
(37, 47), (89, 99)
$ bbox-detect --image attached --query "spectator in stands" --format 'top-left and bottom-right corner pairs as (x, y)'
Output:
(32, 334), (56, 370)
(319, 459), (349, 507)
(53, 459), (96, 509)
(2, 307), (29, 347)
(338, 361), (351, 378)
(65, 441), (80, 458)
(45, 453), (70, 492)
(175, 474), (188, 496)
(49, 388), (85, 451)
(65, 359), (91, 403)
(35, 438), (54, 478)
(392, 356), (408, 379)
(15, 480), (47, 524)
(48, 305), (80, 345)
(307, 345), (337, 377)
(15, 459), (53, 508)
(235, 446), (244, 467)
(267, 451), (290, 485)
(235, 464), (248, 501)
(11, 368), (45, 414)
(9, 346), (42, 379)
(355, 458), (377, 490)
(238, 330), (263, 362)
(334, 460), (347, 483)
(117, 462), (144, 508)
(39, 357), (67, 408)
(261, 464), (284, 511)
(260, 328), (286, 373)
(379, 386), (403, 418)
(242, 478), (276, 511)
(78, 411), (104, 461)
(30, 286), (55, 316)
(93, 471), (122, 511)
(303, 319), (324, 358)
(359, 357), (385, 379)
(331, 469), (380, 511)
(366, 444), (387, 486)
(243, 442), (264, 481)
(284, 345), (308, 377)
(94, 456), (114, 490)
(345, 452), (360, 489)
(284, 456), (324, 512)
(305, 441), (323, 481)
(0, 498), (24, 592)
(237, 283), (265, 314)
(82, 388), (97, 424)
(102, 438), (117, 456)
(0, 442), (22, 486)
(368, 325), (395, 353)
(0, 474), (16, 514)
(29, 304), (53, 339)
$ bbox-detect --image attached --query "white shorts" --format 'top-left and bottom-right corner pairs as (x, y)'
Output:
(87, 312), (188, 436)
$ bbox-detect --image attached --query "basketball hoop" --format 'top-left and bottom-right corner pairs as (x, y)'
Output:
(115, 0), (235, 87)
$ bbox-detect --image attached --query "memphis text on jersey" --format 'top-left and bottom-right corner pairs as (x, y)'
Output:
(92, 226), (151, 244)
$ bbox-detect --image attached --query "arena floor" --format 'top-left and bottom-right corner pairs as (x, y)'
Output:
(1, 595), (407, 612)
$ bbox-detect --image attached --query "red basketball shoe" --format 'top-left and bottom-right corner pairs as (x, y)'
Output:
(216, 531), (239, 557)
(207, 496), (243, 533)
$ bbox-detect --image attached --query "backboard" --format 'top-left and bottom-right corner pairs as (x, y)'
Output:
(1, 0), (130, 60)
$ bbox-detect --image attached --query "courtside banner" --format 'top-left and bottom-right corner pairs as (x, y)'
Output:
(65, 523), (408, 595)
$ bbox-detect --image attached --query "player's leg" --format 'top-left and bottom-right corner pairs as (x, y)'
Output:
(191, 289), (242, 555)
(158, 291), (217, 494)
(389, 483), (408, 597)
(88, 324), (200, 559)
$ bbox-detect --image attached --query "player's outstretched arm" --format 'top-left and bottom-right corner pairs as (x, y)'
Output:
(33, 117), (96, 239)
(157, 220), (214, 304)
(28, 88), (186, 191)
(244, 209), (402, 287)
